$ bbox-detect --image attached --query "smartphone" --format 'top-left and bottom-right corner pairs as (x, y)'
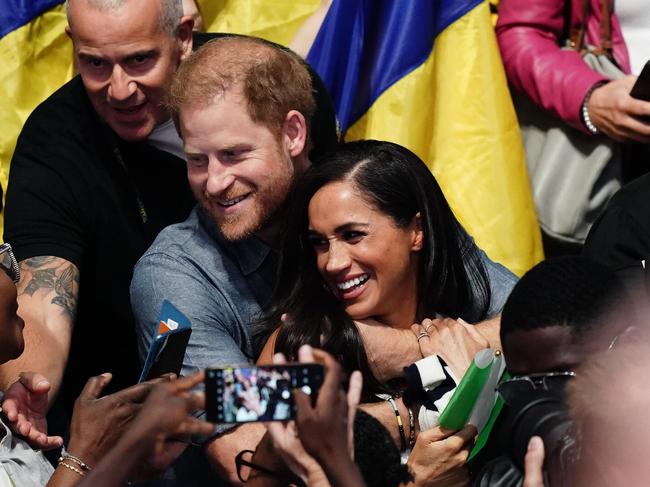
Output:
(630, 60), (650, 101)
(138, 300), (192, 382)
(205, 364), (324, 423)
(139, 327), (192, 382)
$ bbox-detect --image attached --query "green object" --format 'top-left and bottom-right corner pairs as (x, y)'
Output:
(438, 349), (507, 458)
(439, 349), (496, 430)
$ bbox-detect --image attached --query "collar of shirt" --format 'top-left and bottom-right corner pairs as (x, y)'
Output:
(196, 206), (273, 277)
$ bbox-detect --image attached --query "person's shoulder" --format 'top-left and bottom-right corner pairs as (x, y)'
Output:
(606, 173), (650, 220)
(138, 208), (230, 268)
(24, 76), (96, 131)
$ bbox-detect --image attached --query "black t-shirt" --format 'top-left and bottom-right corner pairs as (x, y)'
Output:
(583, 172), (650, 293)
(4, 76), (195, 413)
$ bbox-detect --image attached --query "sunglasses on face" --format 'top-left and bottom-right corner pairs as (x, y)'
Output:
(497, 371), (577, 404)
(0, 244), (20, 284)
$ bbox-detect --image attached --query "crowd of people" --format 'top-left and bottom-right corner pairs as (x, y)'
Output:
(1, 0), (649, 486)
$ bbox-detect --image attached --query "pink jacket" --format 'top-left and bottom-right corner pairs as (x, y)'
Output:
(496, 0), (631, 131)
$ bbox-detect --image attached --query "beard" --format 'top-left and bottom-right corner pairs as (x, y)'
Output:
(196, 155), (296, 242)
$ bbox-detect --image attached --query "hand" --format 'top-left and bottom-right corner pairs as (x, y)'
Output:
(129, 372), (214, 474)
(523, 436), (545, 487)
(294, 346), (363, 463)
(264, 351), (325, 484)
(265, 346), (365, 487)
(2, 372), (63, 449)
(66, 373), (173, 467)
(588, 76), (650, 143)
(406, 425), (476, 487)
(413, 318), (489, 380)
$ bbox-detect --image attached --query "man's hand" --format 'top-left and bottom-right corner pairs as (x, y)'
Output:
(413, 318), (489, 379)
(128, 372), (214, 475)
(406, 425), (476, 487)
(66, 373), (173, 468)
(2, 372), (63, 449)
(588, 76), (650, 143)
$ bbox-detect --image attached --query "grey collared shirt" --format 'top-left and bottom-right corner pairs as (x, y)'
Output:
(131, 206), (276, 379)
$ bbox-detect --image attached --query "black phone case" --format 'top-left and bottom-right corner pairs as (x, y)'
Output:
(630, 60), (650, 102)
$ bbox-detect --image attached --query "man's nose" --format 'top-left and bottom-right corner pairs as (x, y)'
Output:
(325, 241), (351, 274)
(107, 65), (137, 102)
(205, 160), (236, 196)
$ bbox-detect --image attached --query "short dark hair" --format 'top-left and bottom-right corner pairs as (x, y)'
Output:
(501, 256), (625, 342)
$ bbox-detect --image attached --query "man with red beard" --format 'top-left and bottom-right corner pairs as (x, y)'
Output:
(130, 36), (331, 484)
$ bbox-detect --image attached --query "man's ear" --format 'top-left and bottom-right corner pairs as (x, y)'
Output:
(176, 15), (194, 61)
(411, 212), (424, 251)
(282, 110), (308, 158)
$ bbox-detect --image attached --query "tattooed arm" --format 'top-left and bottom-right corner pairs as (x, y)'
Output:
(0, 256), (79, 407)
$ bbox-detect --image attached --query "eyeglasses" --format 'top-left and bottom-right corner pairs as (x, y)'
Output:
(235, 449), (294, 484)
(0, 244), (20, 284)
(497, 371), (576, 404)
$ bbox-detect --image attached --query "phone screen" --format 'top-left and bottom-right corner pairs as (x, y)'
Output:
(205, 364), (324, 423)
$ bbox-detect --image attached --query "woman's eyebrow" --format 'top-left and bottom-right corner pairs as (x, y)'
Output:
(333, 222), (370, 233)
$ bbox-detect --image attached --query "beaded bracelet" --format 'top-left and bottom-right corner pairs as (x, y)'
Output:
(60, 451), (93, 472)
(58, 458), (85, 477)
(407, 405), (415, 451)
(386, 396), (407, 453)
(581, 81), (607, 135)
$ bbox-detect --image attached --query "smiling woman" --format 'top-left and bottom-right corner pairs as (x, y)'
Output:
(258, 140), (511, 396)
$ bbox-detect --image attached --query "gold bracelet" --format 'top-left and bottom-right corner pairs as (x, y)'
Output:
(60, 452), (92, 471)
(58, 459), (86, 477)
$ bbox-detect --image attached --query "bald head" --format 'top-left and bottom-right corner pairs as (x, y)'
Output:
(168, 36), (316, 139)
(66, 0), (184, 36)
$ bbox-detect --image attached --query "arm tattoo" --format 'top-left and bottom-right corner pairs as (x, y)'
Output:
(19, 257), (80, 319)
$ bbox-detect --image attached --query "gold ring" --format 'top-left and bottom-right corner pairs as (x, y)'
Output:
(416, 332), (429, 341)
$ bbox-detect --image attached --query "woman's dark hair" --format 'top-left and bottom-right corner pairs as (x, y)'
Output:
(258, 140), (491, 397)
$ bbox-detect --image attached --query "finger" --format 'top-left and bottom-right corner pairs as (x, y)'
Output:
(272, 352), (287, 365)
(297, 344), (315, 363)
(2, 398), (19, 422)
(293, 389), (312, 416)
(78, 373), (113, 400)
(420, 425), (457, 443)
(411, 323), (424, 337)
(18, 372), (51, 394)
(186, 391), (205, 412)
(346, 370), (363, 412)
(346, 370), (362, 459)
(171, 371), (204, 393)
(41, 434), (64, 450)
(523, 436), (546, 487)
(110, 382), (155, 404)
(16, 415), (32, 437)
(310, 348), (343, 407)
(149, 372), (177, 383)
(456, 424), (478, 445)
